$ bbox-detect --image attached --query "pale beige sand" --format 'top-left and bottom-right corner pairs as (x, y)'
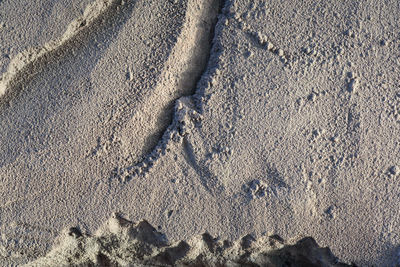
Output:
(0, 0), (400, 266)
(27, 213), (349, 266)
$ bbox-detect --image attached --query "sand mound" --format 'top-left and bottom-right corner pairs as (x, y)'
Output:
(27, 214), (350, 267)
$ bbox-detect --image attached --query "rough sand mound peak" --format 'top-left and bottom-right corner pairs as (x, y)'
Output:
(27, 213), (350, 267)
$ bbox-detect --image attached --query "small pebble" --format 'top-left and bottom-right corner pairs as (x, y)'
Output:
(347, 78), (358, 93)
(308, 93), (316, 102)
(389, 165), (399, 176)
(244, 50), (253, 58)
(266, 41), (274, 51)
(345, 29), (355, 38)
(347, 71), (354, 79)
(304, 47), (312, 54)
(325, 205), (336, 219)
(224, 18), (229, 26)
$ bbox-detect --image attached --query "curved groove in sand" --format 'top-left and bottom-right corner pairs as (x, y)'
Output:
(0, 0), (225, 184)
(0, 0), (121, 98)
(116, 0), (224, 180)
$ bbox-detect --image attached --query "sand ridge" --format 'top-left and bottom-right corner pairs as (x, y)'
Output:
(112, 0), (225, 181)
(0, 0), (119, 98)
(27, 213), (350, 267)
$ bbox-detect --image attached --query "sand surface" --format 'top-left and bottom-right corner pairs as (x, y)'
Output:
(27, 213), (350, 266)
(0, 0), (400, 266)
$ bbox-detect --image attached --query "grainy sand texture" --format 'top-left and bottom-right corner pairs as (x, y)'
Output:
(0, 0), (400, 266)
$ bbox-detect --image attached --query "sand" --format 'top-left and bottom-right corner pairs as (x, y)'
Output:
(27, 213), (350, 266)
(0, 0), (399, 266)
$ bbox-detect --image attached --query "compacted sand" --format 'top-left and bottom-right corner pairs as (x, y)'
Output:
(0, 0), (400, 266)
